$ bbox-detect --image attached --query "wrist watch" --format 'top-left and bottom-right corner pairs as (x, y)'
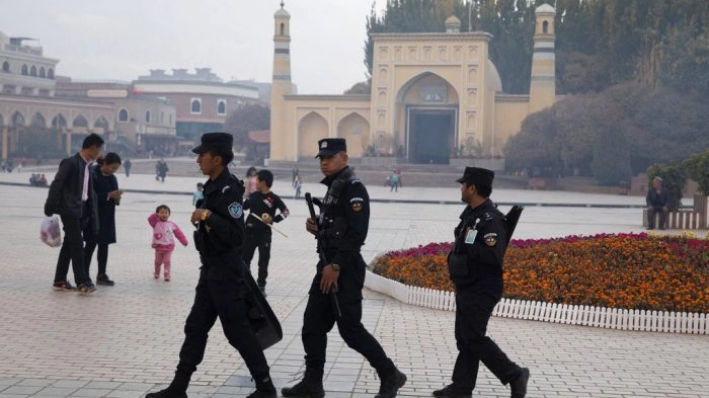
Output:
(331, 263), (341, 271)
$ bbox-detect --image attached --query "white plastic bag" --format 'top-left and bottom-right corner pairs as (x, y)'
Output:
(40, 216), (62, 247)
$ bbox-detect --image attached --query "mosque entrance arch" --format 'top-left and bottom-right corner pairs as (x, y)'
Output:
(395, 72), (459, 164)
(297, 112), (329, 159)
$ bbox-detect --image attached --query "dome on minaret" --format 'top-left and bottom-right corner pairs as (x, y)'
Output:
(536, 3), (556, 14)
(275, 2), (290, 18)
(445, 15), (461, 33)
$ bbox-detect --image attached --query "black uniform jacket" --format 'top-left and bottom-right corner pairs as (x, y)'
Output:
(243, 191), (290, 232)
(195, 169), (246, 269)
(449, 199), (508, 285)
(44, 153), (99, 231)
(317, 166), (369, 270)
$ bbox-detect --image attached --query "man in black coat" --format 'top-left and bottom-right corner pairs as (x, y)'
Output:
(282, 138), (406, 398)
(435, 167), (529, 398)
(146, 132), (275, 398)
(646, 176), (669, 230)
(44, 133), (104, 295)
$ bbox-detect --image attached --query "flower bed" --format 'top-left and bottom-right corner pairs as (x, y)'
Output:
(370, 233), (709, 313)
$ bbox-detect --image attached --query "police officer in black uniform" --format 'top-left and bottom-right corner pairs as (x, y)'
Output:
(434, 167), (529, 398)
(243, 169), (290, 295)
(282, 138), (407, 398)
(147, 132), (275, 398)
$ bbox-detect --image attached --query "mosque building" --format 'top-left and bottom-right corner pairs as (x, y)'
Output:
(268, 3), (557, 167)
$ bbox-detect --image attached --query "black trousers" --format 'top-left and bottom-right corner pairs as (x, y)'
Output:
(302, 260), (394, 374)
(242, 227), (271, 287)
(452, 276), (521, 391)
(647, 206), (668, 229)
(83, 240), (109, 277)
(54, 213), (90, 285)
(176, 263), (270, 381)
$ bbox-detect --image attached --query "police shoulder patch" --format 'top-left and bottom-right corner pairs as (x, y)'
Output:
(228, 202), (243, 219)
(484, 212), (493, 221)
(350, 196), (364, 212)
(484, 232), (498, 246)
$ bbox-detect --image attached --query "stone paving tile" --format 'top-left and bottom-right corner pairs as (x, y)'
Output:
(0, 177), (707, 397)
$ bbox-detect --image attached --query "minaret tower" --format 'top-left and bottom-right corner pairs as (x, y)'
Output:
(528, 4), (556, 113)
(270, 1), (293, 161)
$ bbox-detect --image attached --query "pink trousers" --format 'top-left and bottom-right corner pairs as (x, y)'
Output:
(154, 250), (173, 280)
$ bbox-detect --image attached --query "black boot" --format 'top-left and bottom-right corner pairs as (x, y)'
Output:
(375, 363), (407, 398)
(281, 368), (325, 398)
(146, 371), (190, 398)
(432, 383), (472, 398)
(145, 389), (187, 398)
(509, 367), (530, 398)
(247, 376), (277, 398)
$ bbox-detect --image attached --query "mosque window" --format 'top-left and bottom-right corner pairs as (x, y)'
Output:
(30, 65), (37, 76)
(191, 98), (202, 114)
(217, 100), (227, 115)
(543, 21), (549, 34)
(2, 61), (9, 72)
(21, 64), (28, 75)
(118, 109), (129, 122)
(47, 68), (54, 79)
(280, 23), (285, 36)
(145, 110), (151, 123)
(39, 67), (46, 78)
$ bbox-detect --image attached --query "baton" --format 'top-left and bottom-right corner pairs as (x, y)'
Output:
(252, 213), (289, 238)
(305, 192), (342, 318)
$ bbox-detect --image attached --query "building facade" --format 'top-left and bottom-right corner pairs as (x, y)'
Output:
(269, 4), (557, 165)
(133, 68), (260, 144)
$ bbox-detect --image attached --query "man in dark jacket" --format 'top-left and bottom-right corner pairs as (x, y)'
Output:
(282, 138), (406, 398)
(44, 133), (103, 295)
(646, 176), (669, 230)
(434, 167), (529, 398)
(147, 132), (275, 398)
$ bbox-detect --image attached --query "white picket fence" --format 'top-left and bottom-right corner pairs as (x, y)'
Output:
(364, 270), (708, 335)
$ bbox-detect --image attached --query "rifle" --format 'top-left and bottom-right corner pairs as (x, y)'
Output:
(305, 192), (342, 318)
(504, 205), (524, 245)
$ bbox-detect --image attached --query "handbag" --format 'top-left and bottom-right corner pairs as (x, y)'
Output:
(40, 216), (62, 247)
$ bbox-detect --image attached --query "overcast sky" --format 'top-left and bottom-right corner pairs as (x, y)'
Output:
(0, 0), (386, 94)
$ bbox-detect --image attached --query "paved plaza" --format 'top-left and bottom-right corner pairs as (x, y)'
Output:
(0, 169), (707, 397)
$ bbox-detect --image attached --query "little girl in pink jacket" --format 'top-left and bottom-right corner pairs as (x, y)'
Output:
(148, 204), (188, 281)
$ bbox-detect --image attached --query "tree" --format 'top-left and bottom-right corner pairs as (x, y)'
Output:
(222, 103), (270, 149)
(590, 126), (631, 186)
(683, 150), (709, 196)
(344, 79), (371, 94)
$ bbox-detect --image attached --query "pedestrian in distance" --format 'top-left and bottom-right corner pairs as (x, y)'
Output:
(148, 205), (188, 281)
(123, 158), (132, 177)
(192, 182), (204, 207)
(83, 152), (123, 286)
(294, 175), (302, 199)
(146, 132), (276, 398)
(44, 133), (104, 295)
(435, 167), (529, 398)
(282, 138), (407, 398)
(242, 169), (290, 296)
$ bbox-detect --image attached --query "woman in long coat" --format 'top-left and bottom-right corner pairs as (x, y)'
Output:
(83, 152), (123, 285)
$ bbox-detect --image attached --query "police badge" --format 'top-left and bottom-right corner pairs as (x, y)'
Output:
(484, 232), (498, 246)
